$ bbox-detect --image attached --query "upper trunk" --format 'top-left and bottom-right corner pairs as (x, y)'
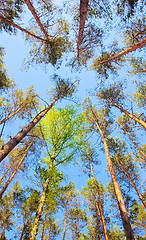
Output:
(99, 38), (146, 65)
(117, 121), (146, 160)
(107, 99), (146, 129)
(77, 0), (89, 58)
(24, 0), (50, 41)
(0, 96), (60, 162)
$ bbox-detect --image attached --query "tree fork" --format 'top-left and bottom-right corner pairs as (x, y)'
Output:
(24, 0), (51, 41)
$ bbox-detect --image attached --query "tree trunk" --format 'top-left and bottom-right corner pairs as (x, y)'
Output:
(24, 0), (50, 41)
(106, 99), (146, 129)
(99, 38), (146, 65)
(0, 103), (26, 125)
(0, 138), (35, 198)
(89, 162), (109, 240)
(0, 95), (60, 162)
(92, 116), (135, 240)
(30, 177), (50, 240)
(19, 218), (29, 240)
(119, 164), (146, 209)
(0, 15), (46, 42)
(77, 0), (89, 58)
(117, 121), (146, 160)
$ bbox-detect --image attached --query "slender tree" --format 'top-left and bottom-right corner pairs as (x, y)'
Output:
(84, 103), (135, 240)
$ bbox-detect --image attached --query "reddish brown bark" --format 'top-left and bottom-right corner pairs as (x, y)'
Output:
(24, 0), (50, 41)
(99, 38), (146, 65)
(106, 99), (146, 129)
(117, 121), (146, 160)
(91, 111), (135, 240)
(117, 161), (146, 209)
(77, 0), (89, 57)
(0, 15), (46, 42)
(0, 96), (60, 162)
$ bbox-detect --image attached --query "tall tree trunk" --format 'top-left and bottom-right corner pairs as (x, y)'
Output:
(0, 95), (60, 162)
(0, 138), (35, 198)
(0, 15), (46, 42)
(0, 103), (26, 125)
(91, 115), (135, 240)
(118, 164), (146, 209)
(24, 0), (50, 41)
(30, 177), (50, 240)
(106, 99), (146, 129)
(89, 162), (109, 240)
(77, 0), (89, 58)
(117, 121), (146, 160)
(99, 38), (146, 65)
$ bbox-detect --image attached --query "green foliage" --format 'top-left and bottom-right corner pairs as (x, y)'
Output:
(97, 82), (125, 105)
(0, 0), (24, 33)
(0, 47), (14, 91)
(40, 105), (87, 166)
(49, 75), (77, 99)
(132, 83), (146, 109)
(108, 226), (125, 239)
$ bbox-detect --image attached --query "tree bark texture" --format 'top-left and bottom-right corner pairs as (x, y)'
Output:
(99, 38), (146, 65)
(0, 96), (59, 162)
(77, 0), (89, 57)
(107, 99), (146, 129)
(93, 117), (135, 240)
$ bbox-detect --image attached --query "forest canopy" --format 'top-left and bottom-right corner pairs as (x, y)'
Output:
(0, 0), (146, 239)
